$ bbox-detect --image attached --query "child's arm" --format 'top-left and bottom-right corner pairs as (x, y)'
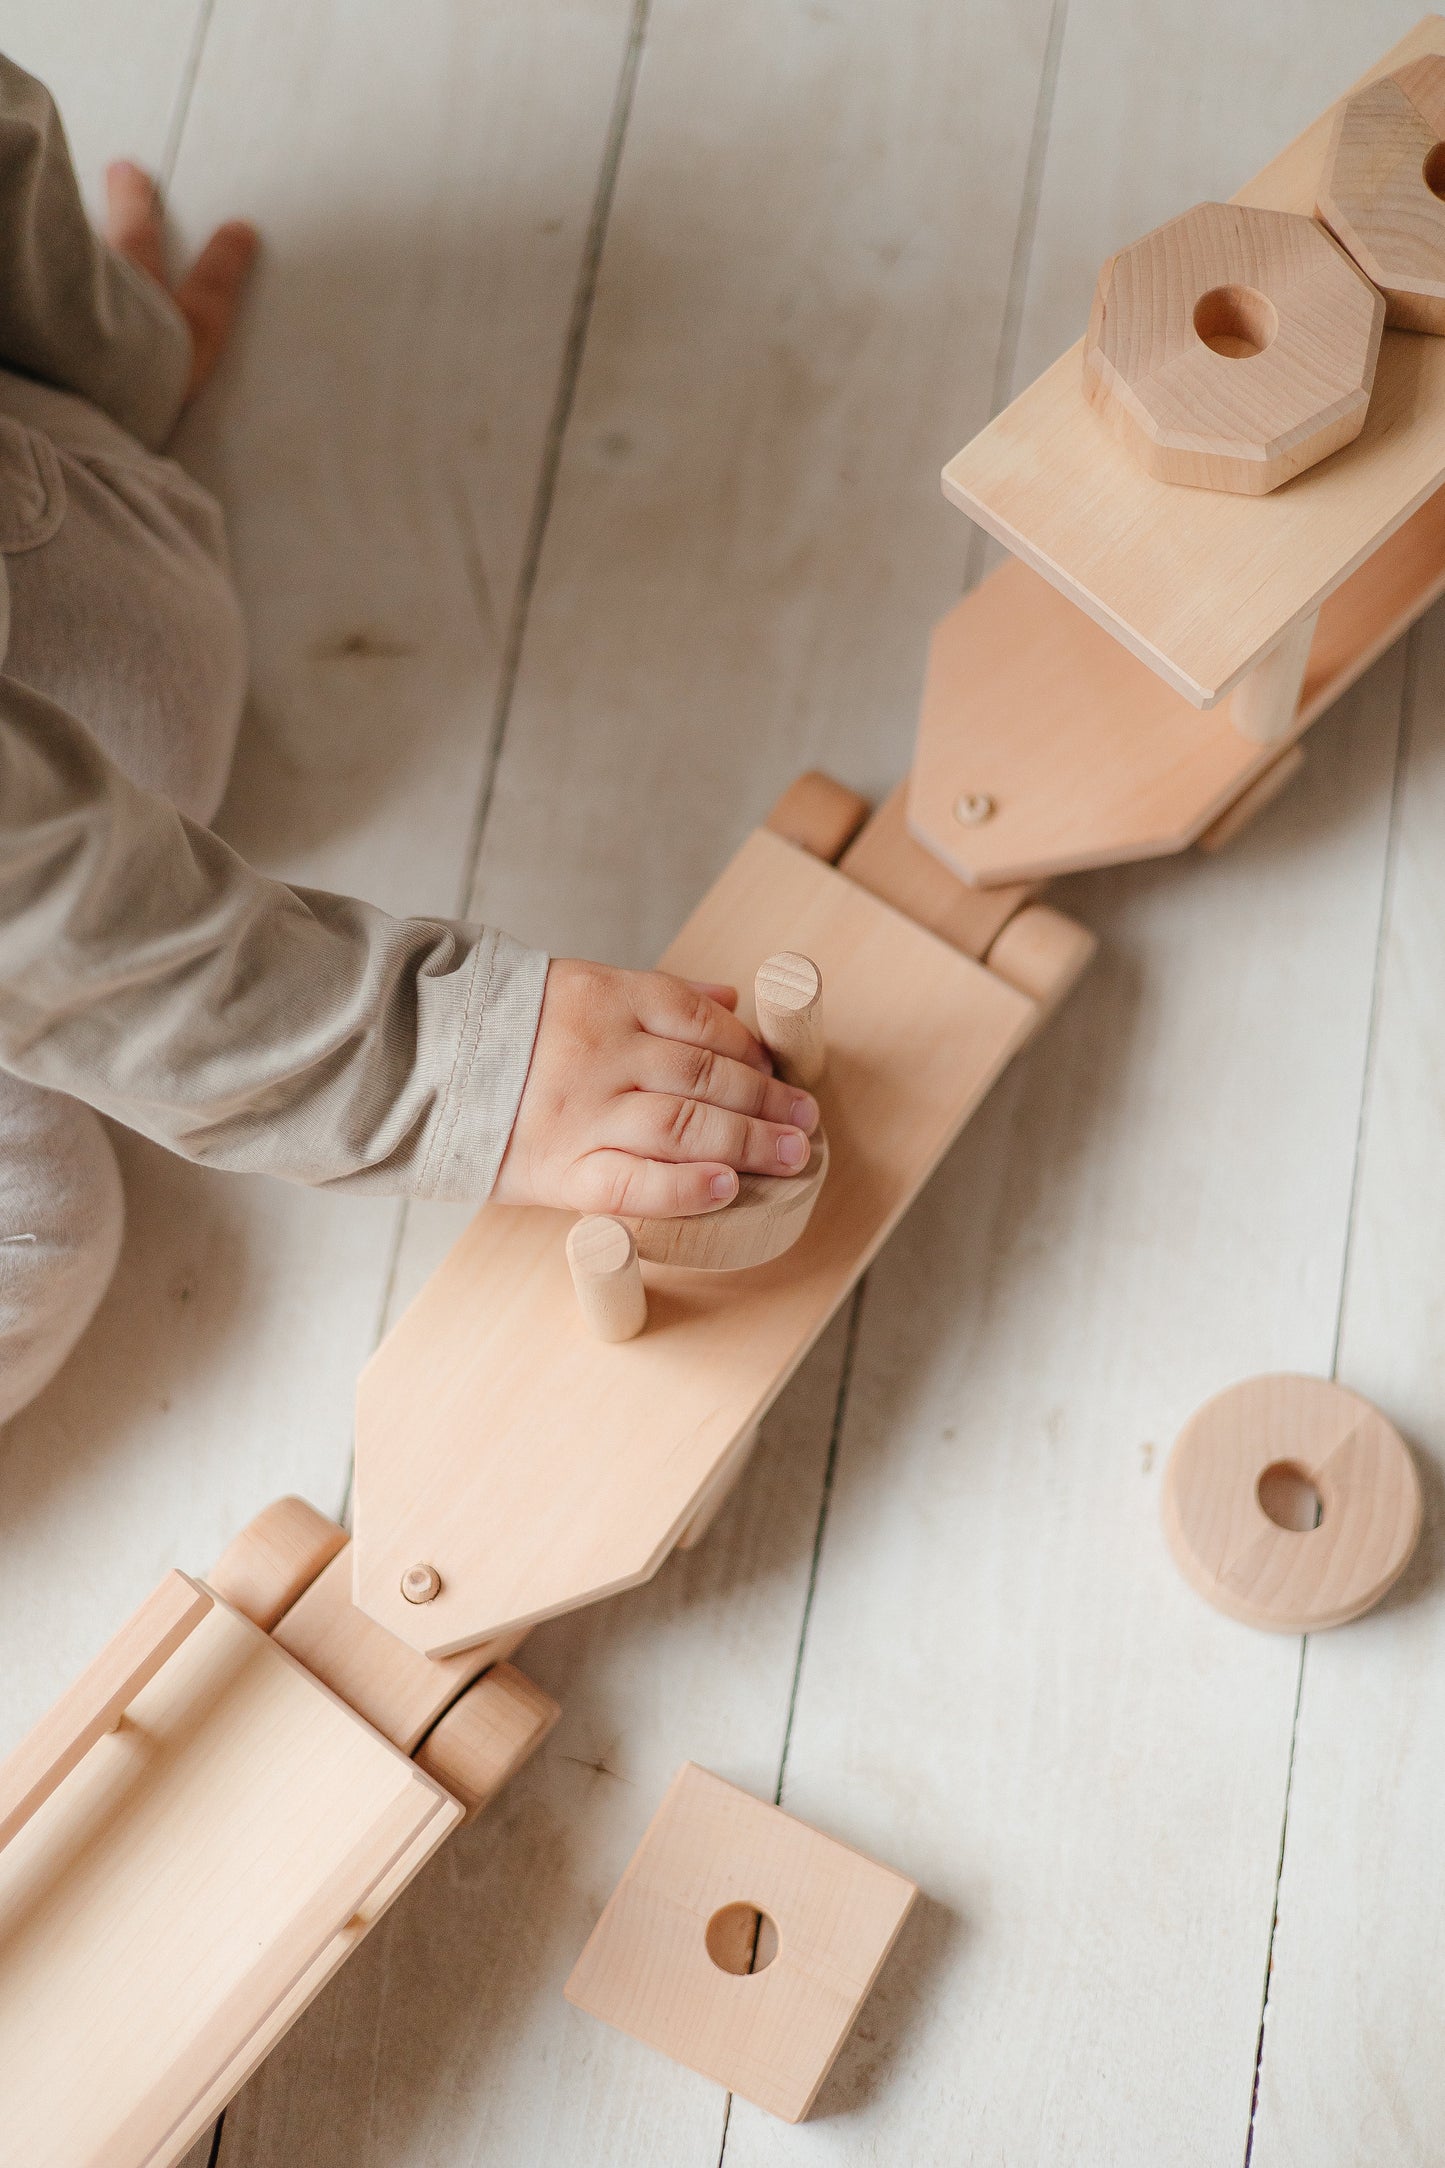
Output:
(0, 676), (814, 1210)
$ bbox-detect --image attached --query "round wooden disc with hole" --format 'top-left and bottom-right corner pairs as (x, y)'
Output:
(1161, 1374), (1421, 1633)
(627, 1124), (829, 1272)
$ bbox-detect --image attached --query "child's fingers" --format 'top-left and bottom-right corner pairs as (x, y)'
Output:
(574, 1150), (740, 1220)
(607, 1094), (811, 1178)
(631, 1038), (817, 1132)
(630, 971), (771, 1074)
(685, 980), (739, 1011)
(105, 161), (166, 286)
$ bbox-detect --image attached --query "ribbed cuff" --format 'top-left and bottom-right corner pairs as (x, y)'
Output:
(417, 929), (549, 1202)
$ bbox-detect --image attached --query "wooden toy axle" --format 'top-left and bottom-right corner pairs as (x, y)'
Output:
(1228, 608), (1318, 745)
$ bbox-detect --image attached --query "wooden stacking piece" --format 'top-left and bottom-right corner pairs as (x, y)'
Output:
(628, 1125), (829, 1272)
(567, 1216), (648, 1342)
(564, 1764), (916, 2123)
(206, 1495), (349, 1631)
(940, 17), (1445, 710)
(353, 828), (1043, 1655)
(1317, 55), (1445, 333)
(1083, 202), (1382, 495)
(1161, 1373), (1422, 1632)
(0, 1583), (459, 2167)
(754, 951), (826, 1088)
(413, 1663), (560, 1819)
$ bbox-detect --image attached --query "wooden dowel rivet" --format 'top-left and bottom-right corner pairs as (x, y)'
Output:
(400, 1562), (442, 1604)
(952, 792), (995, 826)
(754, 952), (826, 1089)
(567, 1216), (648, 1342)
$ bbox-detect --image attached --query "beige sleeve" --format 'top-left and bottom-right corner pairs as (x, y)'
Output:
(0, 671), (549, 1200)
(0, 54), (191, 448)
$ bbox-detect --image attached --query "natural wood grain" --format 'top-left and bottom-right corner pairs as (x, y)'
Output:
(0, 1596), (459, 2166)
(908, 484), (1445, 884)
(753, 952), (826, 1090)
(763, 773), (872, 865)
(0, 1572), (211, 1853)
(413, 1662), (560, 1819)
(1317, 56), (1445, 332)
(628, 1128), (830, 1273)
(353, 830), (1041, 1657)
(566, 1217), (650, 1342)
(1196, 745), (1306, 854)
(564, 1763), (916, 2123)
(1229, 608), (1320, 742)
(1083, 203), (1381, 494)
(1161, 1374), (1421, 1632)
(207, 1497), (349, 1631)
(1248, 599), (1445, 2165)
(271, 1544), (516, 1752)
(840, 786), (1038, 958)
(982, 904), (1098, 1016)
(943, 18), (1445, 706)
(674, 1424), (762, 1551)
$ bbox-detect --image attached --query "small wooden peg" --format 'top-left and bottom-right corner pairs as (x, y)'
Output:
(567, 1216), (648, 1342)
(754, 952), (825, 1088)
(1228, 609), (1318, 745)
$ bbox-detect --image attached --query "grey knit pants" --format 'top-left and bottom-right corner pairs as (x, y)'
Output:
(0, 372), (247, 1424)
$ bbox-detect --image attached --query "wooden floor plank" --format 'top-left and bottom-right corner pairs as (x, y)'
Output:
(725, 5), (1417, 2160)
(723, 660), (1405, 2164)
(228, 0), (1062, 2153)
(1248, 600), (1445, 2167)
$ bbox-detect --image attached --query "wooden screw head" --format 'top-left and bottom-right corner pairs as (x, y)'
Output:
(953, 792), (995, 826)
(400, 1562), (442, 1604)
(1082, 201), (1383, 494)
(1317, 58), (1445, 334)
(1161, 1374), (1421, 1633)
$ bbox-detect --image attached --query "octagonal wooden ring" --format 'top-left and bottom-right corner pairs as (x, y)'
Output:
(1161, 1373), (1421, 1633)
(1083, 201), (1384, 495)
(1317, 55), (1445, 334)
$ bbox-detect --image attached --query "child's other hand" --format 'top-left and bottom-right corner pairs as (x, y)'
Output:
(494, 960), (819, 1218)
(105, 161), (258, 401)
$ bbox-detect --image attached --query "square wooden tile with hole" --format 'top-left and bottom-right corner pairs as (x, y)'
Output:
(563, 1763), (917, 2122)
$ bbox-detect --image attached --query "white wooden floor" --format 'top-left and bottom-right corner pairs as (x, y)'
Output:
(3, 2), (1441, 2160)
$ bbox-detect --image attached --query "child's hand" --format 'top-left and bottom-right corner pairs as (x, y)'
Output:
(105, 161), (258, 401)
(494, 959), (819, 1218)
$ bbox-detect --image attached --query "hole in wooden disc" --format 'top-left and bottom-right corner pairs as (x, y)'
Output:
(1257, 1460), (1323, 1532)
(705, 1901), (779, 1975)
(1425, 142), (1445, 199)
(1193, 284), (1279, 359)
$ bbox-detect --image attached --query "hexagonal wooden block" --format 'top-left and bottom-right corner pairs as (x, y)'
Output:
(1317, 55), (1445, 333)
(1083, 201), (1383, 494)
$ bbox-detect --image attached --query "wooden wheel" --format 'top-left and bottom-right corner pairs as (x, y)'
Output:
(763, 771), (870, 863)
(414, 1662), (559, 1819)
(206, 1496), (349, 1631)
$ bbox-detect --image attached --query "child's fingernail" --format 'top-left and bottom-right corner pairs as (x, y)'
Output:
(710, 1170), (738, 1201)
(790, 1095), (819, 1133)
(776, 1132), (808, 1168)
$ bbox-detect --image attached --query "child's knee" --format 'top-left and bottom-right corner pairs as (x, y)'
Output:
(0, 1081), (124, 1426)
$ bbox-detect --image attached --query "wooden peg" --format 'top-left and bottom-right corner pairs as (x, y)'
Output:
(567, 1216), (648, 1342)
(1228, 609), (1318, 744)
(754, 952), (825, 1088)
